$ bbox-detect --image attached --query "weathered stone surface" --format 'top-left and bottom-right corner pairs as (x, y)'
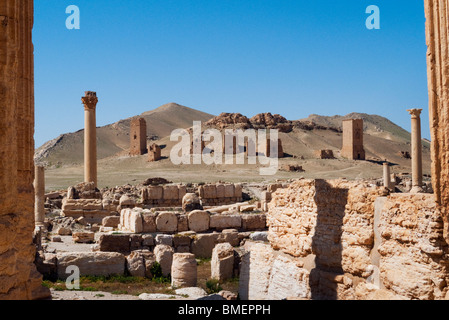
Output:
(129, 117), (147, 156)
(57, 252), (126, 279)
(58, 227), (72, 236)
(424, 0), (449, 238)
(188, 210), (210, 232)
(102, 216), (120, 228)
(164, 186), (179, 200)
(210, 214), (242, 230)
(238, 243), (310, 300)
(142, 210), (157, 233)
(154, 245), (174, 277)
(171, 253), (197, 288)
(156, 212), (178, 233)
(98, 234), (130, 254)
(177, 213), (189, 232)
(211, 243), (235, 281)
(120, 208), (143, 233)
(182, 193), (203, 212)
(72, 232), (95, 244)
(378, 194), (449, 300)
(126, 251), (145, 277)
(142, 234), (154, 247)
(191, 233), (219, 258)
(242, 214), (266, 230)
(155, 234), (173, 246)
(249, 231), (269, 242)
(119, 195), (136, 207)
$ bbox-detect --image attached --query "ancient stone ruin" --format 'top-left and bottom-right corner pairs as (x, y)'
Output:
(130, 117), (148, 156)
(148, 143), (161, 162)
(341, 119), (365, 160)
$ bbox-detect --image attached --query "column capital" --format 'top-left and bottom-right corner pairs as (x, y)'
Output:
(82, 91), (98, 110)
(407, 108), (423, 119)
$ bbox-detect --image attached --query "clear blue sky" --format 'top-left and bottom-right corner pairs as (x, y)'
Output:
(33, 0), (429, 147)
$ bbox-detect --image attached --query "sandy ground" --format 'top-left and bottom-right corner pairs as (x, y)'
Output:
(50, 289), (140, 300)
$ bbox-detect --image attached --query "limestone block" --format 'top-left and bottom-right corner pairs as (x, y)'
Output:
(191, 233), (220, 258)
(120, 208), (143, 233)
(155, 234), (173, 246)
(249, 232), (269, 242)
(240, 205), (257, 212)
(211, 243), (235, 281)
(217, 229), (240, 247)
(171, 253), (197, 288)
(57, 227), (72, 236)
(126, 251), (146, 277)
(142, 210), (157, 233)
(201, 185), (217, 199)
(154, 245), (174, 277)
(72, 232), (95, 244)
(177, 214), (189, 232)
(178, 185), (187, 200)
(210, 214), (242, 230)
(102, 216), (120, 228)
(147, 186), (163, 200)
(260, 191), (272, 202)
(142, 234), (154, 247)
(234, 184), (243, 198)
(98, 234), (130, 254)
(173, 234), (192, 248)
(57, 252), (126, 279)
(242, 214), (266, 231)
(224, 184), (235, 198)
(188, 210), (210, 232)
(163, 186), (179, 200)
(156, 212), (178, 233)
(216, 184), (225, 198)
(119, 195), (135, 207)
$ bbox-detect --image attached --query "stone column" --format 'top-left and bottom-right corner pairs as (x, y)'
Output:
(425, 0), (449, 237)
(383, 162), (391, 190)
(407, 109), (423, 193)
(34, 166), (45, 227)
(81, 91), (99, 187)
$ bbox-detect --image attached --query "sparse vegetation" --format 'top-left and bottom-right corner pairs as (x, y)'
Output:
(205, 279), (222, 294)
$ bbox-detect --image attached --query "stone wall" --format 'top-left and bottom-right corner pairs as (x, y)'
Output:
(239, 179), (449, 300)
(118, 207), (266, 234)
(142, 183), (243, 207)
(129, 117), (147, 156)
(0, 0), (49, 300)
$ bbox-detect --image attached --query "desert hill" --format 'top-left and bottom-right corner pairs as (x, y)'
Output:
(35, 103), (214, 166)
(35, 103), (431, 190)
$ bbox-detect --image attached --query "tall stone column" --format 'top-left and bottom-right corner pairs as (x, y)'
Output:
(81, 91), (99, 187)
(407, 109), (423, 193)
(383, 161), (391, 190)
(0, 0), (50, 300)
(34, 166), (45, 227)
(425, 0), (449, 238)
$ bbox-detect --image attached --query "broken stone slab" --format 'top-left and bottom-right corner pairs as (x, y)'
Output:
(210, 214), (242, 230)
(175, 287), (207, 299)
(102, 216), (120, 228)
(98, 234), (130, 254)
(154, 244), (174, 277)
(249, 231), (269, 242)
(56, 252), (126, 280)
(72, 231), (95, 244)
(211, 243), (235, 282)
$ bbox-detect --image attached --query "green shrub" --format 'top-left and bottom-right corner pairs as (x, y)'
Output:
(205, 279), (222, 294)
